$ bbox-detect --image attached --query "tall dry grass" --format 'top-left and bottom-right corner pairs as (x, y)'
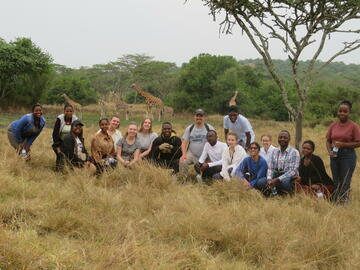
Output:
(0, 118), (359, 269)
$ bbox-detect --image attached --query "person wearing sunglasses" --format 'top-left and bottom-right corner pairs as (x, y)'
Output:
(234, 142), (267, 189)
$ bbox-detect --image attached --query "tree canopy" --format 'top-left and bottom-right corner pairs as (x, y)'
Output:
(0, 38), (53, 107)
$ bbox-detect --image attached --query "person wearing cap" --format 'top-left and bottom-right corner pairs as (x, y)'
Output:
(179, 109), (215, 176)
(224, 105), (255, 149)
(52, 104), (78, 171)
(59, 120), (95, 173)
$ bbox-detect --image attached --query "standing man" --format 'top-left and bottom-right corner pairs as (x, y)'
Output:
(150, 122), (182, 173)
(257, 130), (300, 195)
(179, 109), (215, 176)
(224, 106), (255, 149)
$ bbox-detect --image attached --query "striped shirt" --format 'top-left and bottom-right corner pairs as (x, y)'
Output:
(267, 146), (300, 181)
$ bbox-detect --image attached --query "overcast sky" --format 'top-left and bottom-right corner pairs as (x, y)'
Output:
(1, 0), (359, 67)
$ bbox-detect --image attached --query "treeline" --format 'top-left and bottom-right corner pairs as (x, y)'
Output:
(1, 37), (359, 125)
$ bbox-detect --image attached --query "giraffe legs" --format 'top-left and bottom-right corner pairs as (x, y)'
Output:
(158, 109), (161, 122)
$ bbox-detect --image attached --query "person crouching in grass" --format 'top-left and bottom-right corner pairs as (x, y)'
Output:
(257, 130), (300, 196)
(194, 130), (227, 183)
(116, 122), (141, 168)
(59, 120), (96, 173)
(149, 122), (182, 174)
(234, 142), (268, 189)
(294, 140), (334, 199)
(91, 118), (116, 175)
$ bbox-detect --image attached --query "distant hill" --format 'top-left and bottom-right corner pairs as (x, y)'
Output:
(239, 59), (360, 88)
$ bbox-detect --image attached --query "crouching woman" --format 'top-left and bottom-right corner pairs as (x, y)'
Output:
(60, 120), (96, 173)
(294, 140), (334, 198)
(234, 142), (268, 189)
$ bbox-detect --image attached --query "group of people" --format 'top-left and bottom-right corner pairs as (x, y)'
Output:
(6, 100), (360, 203)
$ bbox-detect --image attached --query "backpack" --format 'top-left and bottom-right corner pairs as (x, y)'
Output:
(187, 123), (212, 151)
(189, 123), (211, 134)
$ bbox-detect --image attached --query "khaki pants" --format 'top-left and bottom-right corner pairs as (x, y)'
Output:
(179, 151), (199, 176)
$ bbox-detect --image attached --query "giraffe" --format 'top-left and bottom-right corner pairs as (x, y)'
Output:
(130, 83), (163, 121)
(61, 93), (83, 119)
(115, 100), (131, 121)
(98, 96), (117, 118)
(161, 106), (174, 120)
(229, 91), (238, 107)
(109, 91), (131, 120)
(98, 98), (107, 118)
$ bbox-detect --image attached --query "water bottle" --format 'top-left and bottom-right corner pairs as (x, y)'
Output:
(108, 157), (116, 164)
(21, 149), (27, 158)
(271, 187), (278, 196)
(332, 146), (338, 157)
(316, 189), (324, 199)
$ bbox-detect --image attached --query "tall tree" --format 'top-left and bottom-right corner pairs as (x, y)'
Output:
(45, 75), (97, 105)
(0, 37), (52, 106)
(201, 0), (360, 148)
(175, 53), (238, 112)
(132, 61), (179, 100)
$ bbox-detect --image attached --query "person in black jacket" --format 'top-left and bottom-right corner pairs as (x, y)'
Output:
(149, 122), (182, 173)
(52, 105), (78, 171)
(294, 140), (334, 198)
(59, 120), (95, 173)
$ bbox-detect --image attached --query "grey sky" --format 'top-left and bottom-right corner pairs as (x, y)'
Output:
(1, 0), (359, 67)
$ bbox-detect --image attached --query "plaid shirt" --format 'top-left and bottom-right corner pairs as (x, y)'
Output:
(267, 146), (300, 181)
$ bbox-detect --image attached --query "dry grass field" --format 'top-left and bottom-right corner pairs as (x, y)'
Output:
(0, 115), (360, 269)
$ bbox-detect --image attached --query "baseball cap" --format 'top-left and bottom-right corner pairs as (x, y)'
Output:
(71, 120), (84, 127)
(195, 109), (205, 116)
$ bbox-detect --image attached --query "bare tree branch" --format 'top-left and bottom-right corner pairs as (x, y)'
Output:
(318, 40), (360, 71)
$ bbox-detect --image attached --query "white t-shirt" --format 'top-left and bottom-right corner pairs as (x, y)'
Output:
(198, 141), (227, 167)
(223, 115), (255, 145)
(260, 145), (276, 164)
(75, 137), (84, 153)
(182, 123), (215, 158)
(220, 145), (248, 180)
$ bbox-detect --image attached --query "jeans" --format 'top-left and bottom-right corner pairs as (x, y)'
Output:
(330, 148), (356, 203)
(7, 126), (25, 150)
(256, 176), (294, 194)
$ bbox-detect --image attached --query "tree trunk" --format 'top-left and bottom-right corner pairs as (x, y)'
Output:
(295, 111), (303, 151)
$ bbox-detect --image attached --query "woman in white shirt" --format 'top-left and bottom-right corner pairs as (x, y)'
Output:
(259, 134), (276, 163)
(137, 118), (158, 159)
(107, 116), (123, 146)
(218, 132), (247, 181)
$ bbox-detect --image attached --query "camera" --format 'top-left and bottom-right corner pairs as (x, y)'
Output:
(273, 169), (284, 178)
